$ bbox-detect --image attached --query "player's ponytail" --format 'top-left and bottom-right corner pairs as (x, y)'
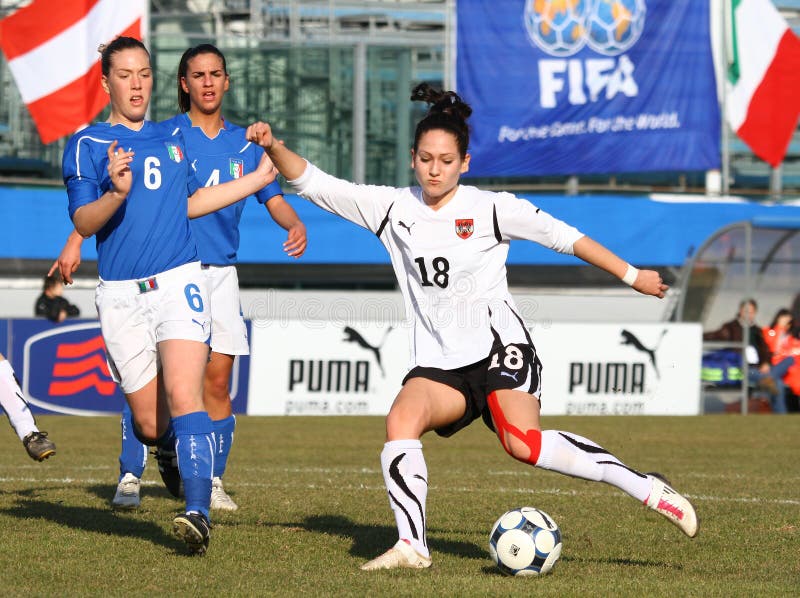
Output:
(177, 44), (228, 113)
(411, 83), (472, 158)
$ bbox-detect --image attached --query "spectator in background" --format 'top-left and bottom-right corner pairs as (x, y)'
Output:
(791, 292), (800, 338)
(763, 308), (800, 411)
(703, 298), (788, 413)
(34, 274), (80, 323)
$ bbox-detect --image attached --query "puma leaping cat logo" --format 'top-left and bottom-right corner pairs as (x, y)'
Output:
(620, 329), (667, 379)
(343, 326), (395, 377)
(398, 221), (415, 235)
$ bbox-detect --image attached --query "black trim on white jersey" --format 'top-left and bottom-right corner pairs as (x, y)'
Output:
(492, 204), (502, 243)
(375, 202), (394, 238)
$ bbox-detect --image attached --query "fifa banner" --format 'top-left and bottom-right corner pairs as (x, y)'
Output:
(456, 1), (720, 176)
(247, 319), (701, 416)
(3, 319), (251, 415)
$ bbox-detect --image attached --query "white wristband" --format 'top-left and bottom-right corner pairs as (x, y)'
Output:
(622, 264), (639, 286)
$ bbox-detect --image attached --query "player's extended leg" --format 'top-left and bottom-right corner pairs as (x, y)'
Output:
(487, 389), (698, 537)
(360, 378), (467, 571)
(204, 351), (238, 511)
(112, 402), (149, 509)
(0, 354), (56, 461)
(159, 338), (215, 555)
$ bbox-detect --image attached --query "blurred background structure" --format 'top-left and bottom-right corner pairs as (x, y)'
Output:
(0, 0), (799, 194)
(0, 0), (799, 327)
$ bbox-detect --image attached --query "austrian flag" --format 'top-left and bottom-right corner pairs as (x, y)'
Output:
(0, 0), (146, 144)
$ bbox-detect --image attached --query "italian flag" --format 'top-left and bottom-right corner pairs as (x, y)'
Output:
(727, 0), (800, 167)
(0, 0), (146, 144)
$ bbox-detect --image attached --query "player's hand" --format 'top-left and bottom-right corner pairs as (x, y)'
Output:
(284, 222), (307, 258)
(246, 121), (274, 150)
(106, 140), (133, 198)
(632, 269), (669, 299)
(256, 151), (278, 182)
(48, 237), (83, 285)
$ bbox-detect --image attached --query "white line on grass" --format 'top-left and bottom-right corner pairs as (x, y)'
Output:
(1, 476), (797, 505)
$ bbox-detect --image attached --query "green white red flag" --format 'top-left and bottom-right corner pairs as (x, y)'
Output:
(727, 0), (800, 167)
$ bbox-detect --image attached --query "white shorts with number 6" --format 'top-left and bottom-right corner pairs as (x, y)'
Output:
(95, 261), (211, 394)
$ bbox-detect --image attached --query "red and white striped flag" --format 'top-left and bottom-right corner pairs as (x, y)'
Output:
(0, 0), (146, 144)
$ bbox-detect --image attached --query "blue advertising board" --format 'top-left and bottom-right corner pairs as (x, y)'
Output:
(4, 319), (250, 415)
(456, 0), (721, 176)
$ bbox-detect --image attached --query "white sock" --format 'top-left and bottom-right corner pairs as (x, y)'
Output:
(0, 360), (38, 441)
(381, 439), (429, 558)
(537, 430), (652, 502)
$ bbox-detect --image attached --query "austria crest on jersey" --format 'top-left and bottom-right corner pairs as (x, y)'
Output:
(455, 218), (474, 239)
(165, 143), (184, 163)
(229, 158), (244, 179)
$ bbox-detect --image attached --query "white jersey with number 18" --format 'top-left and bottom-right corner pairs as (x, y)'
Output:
(289, 162), (585, 371)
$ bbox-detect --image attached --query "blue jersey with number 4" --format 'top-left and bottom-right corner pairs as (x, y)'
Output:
(62, 120), (200, 281)
(162, 113), (282, 266)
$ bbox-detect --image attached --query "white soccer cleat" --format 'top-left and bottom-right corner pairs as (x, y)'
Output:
(112, 473), (141, 509)
(645, 476), (698, 538)
(210, 477), (238, 511)
(360, 540), (432, 571)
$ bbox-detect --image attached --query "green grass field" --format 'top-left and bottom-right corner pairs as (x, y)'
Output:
(0, 414), (797, 596)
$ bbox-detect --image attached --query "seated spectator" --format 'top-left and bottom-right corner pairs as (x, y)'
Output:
(34, 274), (80, 323)
(703, 298), (789, 413)
(763, 308), (800, 407)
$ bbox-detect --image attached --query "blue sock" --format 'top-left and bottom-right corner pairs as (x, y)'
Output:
(213, 415), (236, 479)
(172, 411), (214, 519)
(156, 422), (176, 451)
(119, 403), (147, 480)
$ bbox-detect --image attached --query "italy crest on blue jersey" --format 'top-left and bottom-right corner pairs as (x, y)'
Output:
(165, 142), (184, 162)
(229, 158), (244, 179)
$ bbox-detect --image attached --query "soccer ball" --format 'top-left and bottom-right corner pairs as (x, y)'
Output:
(489, 507), (562, 576)
(586, 0), (646, 56)
(523, 0), (591, 57)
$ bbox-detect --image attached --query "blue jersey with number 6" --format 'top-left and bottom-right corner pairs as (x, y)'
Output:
(62, 120), (200, 281)
(162, 113), (282, 266)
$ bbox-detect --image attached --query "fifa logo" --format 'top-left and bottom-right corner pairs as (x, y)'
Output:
(523, 0), (646, 108)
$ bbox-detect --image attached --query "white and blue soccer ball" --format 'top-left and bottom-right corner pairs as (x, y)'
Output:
(489, 507), (562, 576)
(586, 0), (646, 56)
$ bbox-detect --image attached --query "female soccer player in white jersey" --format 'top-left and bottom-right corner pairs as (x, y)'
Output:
(245, 83), (699, 570)
(110, 44), (307, 512)
(61, 37), (277, 555)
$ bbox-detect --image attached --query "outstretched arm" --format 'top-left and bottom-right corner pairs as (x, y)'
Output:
(188, 151), (278, 218)
(246, 122), (307, 180)
(265, 195), (307, 258)
(572, 236), (668, 298)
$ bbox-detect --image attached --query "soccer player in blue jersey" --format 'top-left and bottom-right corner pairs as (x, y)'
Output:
(112, 44), (307, 511)
(61, 37), (277, 555)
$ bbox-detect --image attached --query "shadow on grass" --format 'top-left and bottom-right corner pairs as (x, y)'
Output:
(286, 514), (486, 561)
(84, 481), (182, 504)
(0, 485), (190, 555)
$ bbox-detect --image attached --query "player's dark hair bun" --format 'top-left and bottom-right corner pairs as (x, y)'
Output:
(411, 83), (472, 121)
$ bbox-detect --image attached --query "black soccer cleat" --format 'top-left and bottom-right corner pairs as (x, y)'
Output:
(154, 445), (183, 498)
(23, 431), (56, 461)
(172, 511), (211, 555)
